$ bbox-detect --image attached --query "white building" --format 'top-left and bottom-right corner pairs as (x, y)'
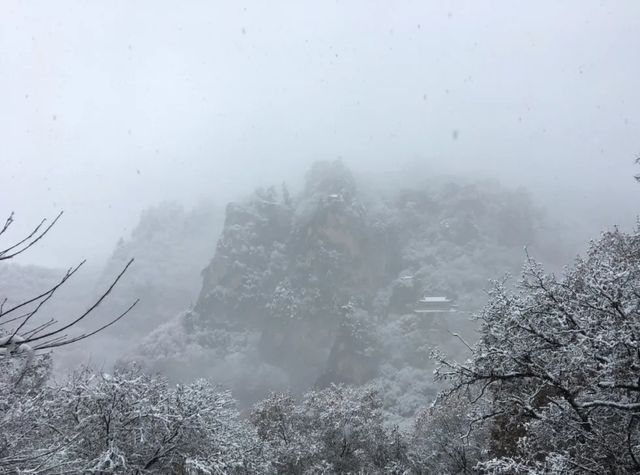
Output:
(414, 296), (458, 314)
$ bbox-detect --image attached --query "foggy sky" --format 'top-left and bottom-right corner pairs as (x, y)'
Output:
(2, 0), (639, 267)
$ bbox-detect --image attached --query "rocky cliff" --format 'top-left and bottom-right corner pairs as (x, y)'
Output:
(138, 161), (553, 412)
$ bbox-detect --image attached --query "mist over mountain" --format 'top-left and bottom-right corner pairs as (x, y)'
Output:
(95, 200), (224, 336)
(3, 2), (639, 470)
(132, 161), (563, 418)
(3, 160), (638, 472)
(0, 160), (586, 417)
(32, 200), (226, 371)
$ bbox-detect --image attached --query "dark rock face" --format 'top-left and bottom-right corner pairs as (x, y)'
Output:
(191, 161), (390, 389)
(139, 161), (552, 406)
(315, 305), (380, 388)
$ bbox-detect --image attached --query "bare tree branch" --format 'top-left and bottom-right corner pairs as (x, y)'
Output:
(0, 261), (85, 320)
(23, 258), (135, 346)
(34, 298), (139, 350)
(0, 212), (138, 354)
(0, 211), (63, 260)
(0, 212), (14, 237)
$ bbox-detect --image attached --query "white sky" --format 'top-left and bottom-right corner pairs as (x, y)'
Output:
(1, 0), (639, 266)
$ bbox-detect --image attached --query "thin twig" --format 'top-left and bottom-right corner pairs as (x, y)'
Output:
(0, 211), (63, 260)
(25, 258), (135, 344)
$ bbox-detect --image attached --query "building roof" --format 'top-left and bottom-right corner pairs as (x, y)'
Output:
(414, 296), (458, 314)
(418, 296), (451, 303)
(414, 308), (455, 314)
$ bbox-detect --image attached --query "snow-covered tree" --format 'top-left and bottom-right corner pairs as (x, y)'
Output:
(1, 363), (270, 474)
(407, 393), (488, 474)
(251, 385), (407, 474)
(53, 364), (269, 473)
(0, 352), (56, 473)
(436, 225), (640, 473)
